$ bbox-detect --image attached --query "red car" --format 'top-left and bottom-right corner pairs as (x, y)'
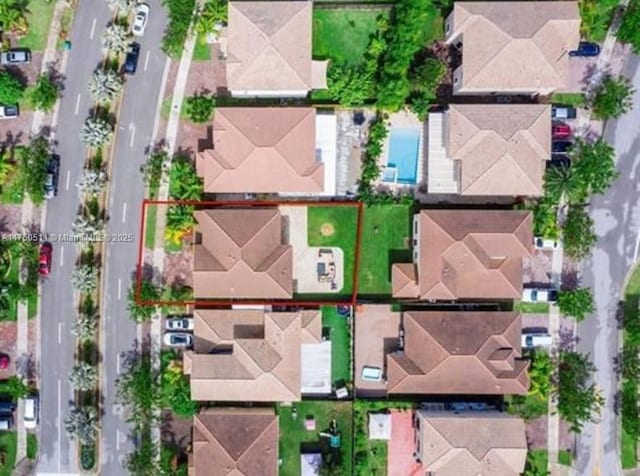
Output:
(38, 242), (52, 276)
(552, 123), (571, 139)
(0, 355), (10, 369)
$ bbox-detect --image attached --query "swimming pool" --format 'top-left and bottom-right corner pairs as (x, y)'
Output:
(384, 127), (420, 184)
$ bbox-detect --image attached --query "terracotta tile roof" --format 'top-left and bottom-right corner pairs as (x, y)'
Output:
(391, 210), (533, 300)
(448, 1), (580, 93)
(189, 407), (278, 476)
(447, 104), (551, 196)
(184, 309), (321, 402)
(196, 108), (324, 193)
(417, 411), (527, 476)
(387, 311), (529, 395)
(192, 208), (293, 299)
(227, 1), (313, 93)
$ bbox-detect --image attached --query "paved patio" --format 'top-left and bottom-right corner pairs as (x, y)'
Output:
(354, 304), (400, 397)
(279, 206), (344, 294)
(388, 410), (422, 476)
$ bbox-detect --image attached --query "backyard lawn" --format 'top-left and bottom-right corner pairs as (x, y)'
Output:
(358, 205), (412, 296)
(18, 0), (57, 51)
(514, 301), (550, 314)
(193, 34), (211, 61)
(322, 306), (351, 386)
(307, 205), (359, 296)
(278, 401), (353, 476)
(0, 431), (17, 476)
(312, 8), (389, 66)
(622, 427), (637, 469)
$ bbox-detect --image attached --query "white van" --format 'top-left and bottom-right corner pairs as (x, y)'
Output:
(522, 333), (553, 349)
(23, 396), (38, 430)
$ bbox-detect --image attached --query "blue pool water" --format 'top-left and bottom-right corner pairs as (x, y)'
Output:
(385, 128), (420, 184)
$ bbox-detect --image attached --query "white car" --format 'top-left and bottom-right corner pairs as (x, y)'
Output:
(163, 332), (193, 348)
(165, 317), (194, 331)
(23, 396), (38, 430)
(522, 288), (558, 303)
(534, 237), (559, 250)
(132, 3), (150, 37)
(522, 333), (552, 348)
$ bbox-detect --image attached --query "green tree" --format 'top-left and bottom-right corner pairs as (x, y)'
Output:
(621, 344), (640, 380)
(27, 74), (60, 112)
(570, 138), (618, 198)
(4, 376), (28, 401)
(64, 406), (99, 445)
(117, 351), (160, 428)
(532, 196), (560, 239)
(555, 351), (604, 433)
(165, 205), (196, 245)
(619, 0), (640, 53)
(140, 150), (167, 195)
(126, 429), (158, 476)
(557, 288), (595, 321)
(161, 358), (198, 417)
(80, 118), (114, 149)
(591, 75), (634, 119)
(18, 136), (50, 205)
(0, 0), (28, 34)
(101, 23), (130, 55)
(127, 280), (160, 322)
(168, 157), (203, 200)
(71, 264), (99, 294)
(195, 0), (227, 36)
(69, 363), (98, 391)
(162, 0), (197, 59)
(0, 71), (25, 104)
(88, 69), (123, 104)
(563, 206), (597, 260)
(543, 164), (587, 205)
(184, 94), (216, 123)
(528, 351), (553, 400)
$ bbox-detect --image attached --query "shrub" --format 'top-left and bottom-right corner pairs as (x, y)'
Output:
(563, 206), (597, 260)
(0, 71), (25, 104)
(580, 0), (619, 42)
(557, 288), (595, 321)
(162, 0), (197, 58)
(168, 157), (203, 200)
(591, 75), (634, 119)
(357, 117), (388, 199)
(570, 138), (618, 200)
(408, 58), (447, 118)
(27, 74), (60, 112)
(80, 443), (96, 470)
(18, 136), (51, 205)
(184, 94), (216, 123)
(532, 196), (560, 239)
(618, 0), (640, 52)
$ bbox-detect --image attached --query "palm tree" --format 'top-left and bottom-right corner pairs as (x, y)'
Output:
(0, 0), (29, 34)
(64, 406), (99, 445)
(0, 151), (14, 185)
(88, 69), (123, 104)
(71, 265), (98, 294)
(195, 0), (228, 37)
(72, 213), (106, 236)
(543, 164), (586, 205)
(80, 118), (113, 149)
(101, 24), (129, 55)
(71, 313), (98, 340)
(105, 0), (136, 14)
(165, 205), (196, 245)
(69, 363), (98, 391)
(168, 159), (203, 200)
(77, 169), (108, 198)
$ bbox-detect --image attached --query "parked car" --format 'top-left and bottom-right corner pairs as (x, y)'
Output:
(522, 288), (558, 303)
(551, 105), (577, 119)
(132, 3), (150, 37)
(0, 48), (31, 65)
(0, 354), (10, 370)
(44, 154), (60, 199)
(163, 332), (193, 348)
(0, 401), (15, 415)
(165, 317), (194, 331)
(124, 42), (141, 74)
(569, 41), (601, 57)
(522, 332), (553, 348)
(23, 396), (38, 430)
(552, 141), (573, 153)
(552, 123), (571, 139)
(0, 416), (13, 430)
(534, 237), (559, 250)
(361, 366), (383, 382)
(0, 105), (19, 120)
(38, 242), (53, 277)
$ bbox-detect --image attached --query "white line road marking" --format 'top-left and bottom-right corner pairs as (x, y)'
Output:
(634, 229), (640, 261)
(74, 93), (81, 115)
(90, 18), (97, 39)
(57, 379), (62, 472)
(129, 123), (136, 148)
(65, 170), (71, 191)
(122, 202), (127, 223)
(116, 430), (122, 450)
(144, 50), (150, 71)
(117, 278), (122, 300)
(58, 322), (62, 344)
(59, 246), (64, 267)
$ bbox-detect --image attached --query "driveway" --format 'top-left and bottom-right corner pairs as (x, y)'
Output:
(388, 410), (421, 476)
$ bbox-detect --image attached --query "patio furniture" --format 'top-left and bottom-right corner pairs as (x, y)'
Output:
(305, 417), (316, 431)
(317, 262), (327, 277)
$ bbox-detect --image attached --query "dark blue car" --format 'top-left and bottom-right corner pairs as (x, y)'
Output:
(569, 42), (600, 57)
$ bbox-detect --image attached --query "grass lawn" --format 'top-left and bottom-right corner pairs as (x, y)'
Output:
(313, 8), (389, 66)
(27, 433), (37, 460)
(514, 301), (550, 314)
(0, 431), (17, 476)
(18, 0), (57, 51)
(558, 449), (573, 466)
(160, 96), (189, 121)
(550, 92), (587, 108)
(145, 204), (158, 250)
(27, 292), (37, 319)
(622, 427), (637, 468)
(358, 205), (412, 296)
(579, 0), (619, 42)
(278, 401), (353, 476)
(193, 34), (211, 61)
(322, 306), (351, 385)
(307, 205), (359, 296)
(505, 393), (548, 421)
(525, 450), (548, 474)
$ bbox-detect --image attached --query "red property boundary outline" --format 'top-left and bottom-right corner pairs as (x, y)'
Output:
(137, 199), (365, 308)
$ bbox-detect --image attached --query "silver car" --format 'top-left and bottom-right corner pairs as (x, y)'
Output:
(0, 49), (31, 65)
(165, 317), (194, 331)
(132, 3), (150, 37)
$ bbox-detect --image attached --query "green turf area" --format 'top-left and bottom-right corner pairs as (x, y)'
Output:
(27, 292), (37, 319)
(558, 449), (573, 466)
(307, 205), (359, 297)
(145, 204), (158, 250)
(550, 93), (587, 107)
(358, 205), (411, 295)
(27, 433), (38, 460)
(579, 0), (619, 42)
(193, 34), (211, 61)
(160, 96), (189, 121)
(322, 306), (351, 385)
(313, 8), (389, 66)
(505, 393), (548, 420)
(278, 401), (353, 476)
(0, 431), (17, 476)
(524, 450), (548, 475)
(514, 301), (550, 314)
(18, 0), (57, 52)
(622, 427), (637, 468)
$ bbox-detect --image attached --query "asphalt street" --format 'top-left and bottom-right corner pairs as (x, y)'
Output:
(575, 54), (640, 476)
(99, 2), (168, 474)
(37, 1), (110, 474)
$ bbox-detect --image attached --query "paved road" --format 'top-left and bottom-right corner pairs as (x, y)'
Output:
(575, 54), (640, 476)
(37, 1), (110, 474)
(99, 2), (168, 474)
